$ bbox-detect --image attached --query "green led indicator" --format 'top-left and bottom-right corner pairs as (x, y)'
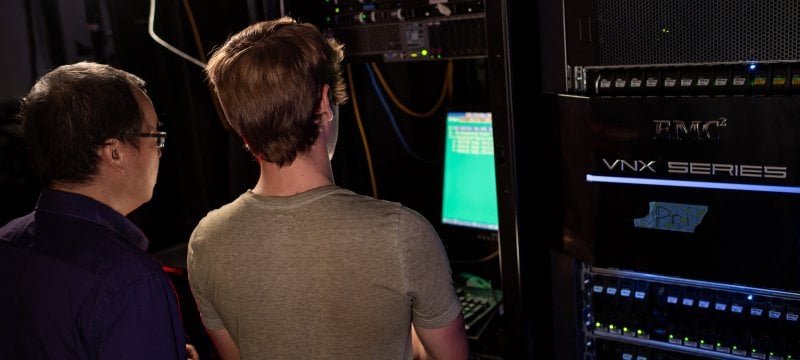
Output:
(733, 345), (738, 350)
(595, 322), (601, 327)
(410, 53), (418, 58)
(608, 324), (615, 330)
(661, 27), (670, 33)
(437, 55), (442, 59)
(753, 349), (757, 353)
(637, 329), (643, 335)
(421, 49), (429, 56)
(622, 327), (628, 332)
(325, 16), (332, 22)
(335, 7), (340, 13)
(684, 337), (689, 342)
(771, 352), (775, 356)
(700, 340), (705, 344)
(360, 13), (366, 20)
(717, 342), (722, 347)
(669, 334), (674, 339)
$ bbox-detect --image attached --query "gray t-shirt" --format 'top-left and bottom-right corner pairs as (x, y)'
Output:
(187, 186), (461, 359)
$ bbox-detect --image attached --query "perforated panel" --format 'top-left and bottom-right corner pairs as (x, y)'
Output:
(595, 0), (800, 66)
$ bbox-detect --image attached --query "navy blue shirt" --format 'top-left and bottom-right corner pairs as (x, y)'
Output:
(0, 189), (187, 359)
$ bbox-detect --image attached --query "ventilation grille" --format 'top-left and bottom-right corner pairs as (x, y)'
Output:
(595, 0), (800, 66)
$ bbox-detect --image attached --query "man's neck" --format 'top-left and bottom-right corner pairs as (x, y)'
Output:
(252, 151), (334, 197)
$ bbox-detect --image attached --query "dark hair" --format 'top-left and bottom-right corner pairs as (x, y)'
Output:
(206, 16), (347, 166)
(18, 61), (147, 185)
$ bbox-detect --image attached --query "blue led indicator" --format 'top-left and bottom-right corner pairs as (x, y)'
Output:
(749, 64), (757, 70)
(747, 294), (754, 301)
(586, 174), (800, 195)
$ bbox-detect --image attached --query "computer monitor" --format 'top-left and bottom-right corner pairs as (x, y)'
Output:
(440, 110), (499, 242)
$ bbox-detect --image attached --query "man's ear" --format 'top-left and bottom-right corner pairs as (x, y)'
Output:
(317, 84), (332, 117)
(100, 139), (125, 170)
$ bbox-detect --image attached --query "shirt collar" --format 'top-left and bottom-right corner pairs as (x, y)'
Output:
(35, 188), (150, 250)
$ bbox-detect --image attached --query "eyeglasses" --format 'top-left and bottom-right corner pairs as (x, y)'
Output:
(138, 131), (167, 149)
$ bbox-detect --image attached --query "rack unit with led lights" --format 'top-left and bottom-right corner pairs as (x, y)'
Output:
(574, 62), (800, 97)
(582, 267), (800, 360)
(320, 0), (487, 62)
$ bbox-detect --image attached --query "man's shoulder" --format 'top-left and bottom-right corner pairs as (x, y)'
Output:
(66, 231), (166, 286)
(2, 211), (158, 271)
(0, 216), (167, 301)
(329, 188), (403, 211)
(194, 194), (251, 232)
(0, 212), (35, 244)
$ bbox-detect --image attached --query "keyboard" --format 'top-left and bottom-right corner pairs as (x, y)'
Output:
(456, 285), (502, 334)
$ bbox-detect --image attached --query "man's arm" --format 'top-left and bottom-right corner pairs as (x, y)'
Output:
(93, 274), (187, 359)
(413, 314), (469, 360)
(207, 327), (240, 360)
(187, 236), (238, 359)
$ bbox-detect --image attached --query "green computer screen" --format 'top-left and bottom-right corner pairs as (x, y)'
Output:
(441, 111), (499, 231)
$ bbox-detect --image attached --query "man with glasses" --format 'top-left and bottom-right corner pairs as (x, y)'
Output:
(0, 62), (191, 359)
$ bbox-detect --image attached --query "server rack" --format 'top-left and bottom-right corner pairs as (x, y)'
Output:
(544, 1), (800, 359)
